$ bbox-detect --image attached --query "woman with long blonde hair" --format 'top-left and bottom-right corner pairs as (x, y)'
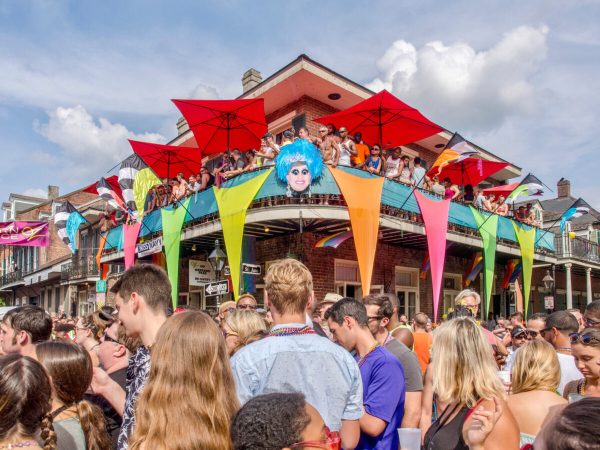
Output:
(223, 310), (267, 356)
(129, 311), (239, 450)
(507, 339), (567, 446)
(423, 317), (519, 450)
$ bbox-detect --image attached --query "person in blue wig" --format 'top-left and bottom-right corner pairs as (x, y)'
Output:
(275, 139), (324, 197)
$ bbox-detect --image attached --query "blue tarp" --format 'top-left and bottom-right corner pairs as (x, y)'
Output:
(104, 167), (555, 252)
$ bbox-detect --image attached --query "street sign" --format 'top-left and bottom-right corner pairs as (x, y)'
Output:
(223, 266), (231, 276)
(96, 280), (107, 293)
(137, 236), (163, 257)
(204, 280), (229, 297)
(242, 263), (261, 275)
(544, 296), (554, 310)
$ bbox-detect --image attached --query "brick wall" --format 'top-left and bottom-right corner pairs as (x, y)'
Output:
(266, 95), (339, 137)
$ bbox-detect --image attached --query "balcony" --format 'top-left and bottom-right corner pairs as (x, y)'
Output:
(61, 257), (100, 281)
(0, 269), (23, 287)
(555, 235), (600, 264)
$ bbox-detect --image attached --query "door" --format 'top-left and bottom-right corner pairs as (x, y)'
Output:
(397, 290), (418, 319)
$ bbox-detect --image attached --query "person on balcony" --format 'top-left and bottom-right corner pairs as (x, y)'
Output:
(337, 127), (357, 167)
(256, 132), (280, 167)
(384, 147), (402, 180)
(443, 177), (460, 200)
(361, 144), (383, 175)
(399, 155), (413, 185)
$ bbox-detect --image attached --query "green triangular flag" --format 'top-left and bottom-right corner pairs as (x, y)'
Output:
(512, 222), (536, 318)
(161, 197), (191, 309)
(470, 207), (499, 316)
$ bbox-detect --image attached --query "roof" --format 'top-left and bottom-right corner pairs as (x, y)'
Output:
(539, 196), (600, 227)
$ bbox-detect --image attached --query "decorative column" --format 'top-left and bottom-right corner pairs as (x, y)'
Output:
(586, 267), (593, 305)
(565, 263), (573, 310)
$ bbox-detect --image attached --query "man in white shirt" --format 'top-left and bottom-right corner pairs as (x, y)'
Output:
(542, 311), (581, 395)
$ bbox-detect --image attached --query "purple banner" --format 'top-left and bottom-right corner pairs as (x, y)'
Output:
(0, 222), (49, 247)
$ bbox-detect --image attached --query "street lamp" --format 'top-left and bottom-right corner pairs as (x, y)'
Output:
(208, 239), (226, 273)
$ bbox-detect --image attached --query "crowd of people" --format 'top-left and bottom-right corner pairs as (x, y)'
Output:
(1, 262), (599, 450)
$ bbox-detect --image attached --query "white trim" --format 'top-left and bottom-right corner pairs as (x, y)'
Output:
(268, 111), (296, 134)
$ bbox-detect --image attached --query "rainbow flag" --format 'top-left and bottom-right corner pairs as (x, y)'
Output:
(315, 230), (353, 249)
(464, 252), (483, 287)
(502, 259), (522, 289)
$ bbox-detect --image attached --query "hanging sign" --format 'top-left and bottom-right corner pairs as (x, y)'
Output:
(544, 296), (554, 310)
(189, 260), (215, 287)
(204, 280), (229, 297)
(242, 263), (261, 275)
(96, 280), (107, 293)
(137, 236), (163, 257)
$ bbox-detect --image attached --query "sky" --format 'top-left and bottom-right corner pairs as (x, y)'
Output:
(1, 0), (599, 210)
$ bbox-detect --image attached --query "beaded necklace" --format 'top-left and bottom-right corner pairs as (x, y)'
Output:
(357, 342), (380, 367)
(0, 440), (39, 449)
(268, 326), (316, 337)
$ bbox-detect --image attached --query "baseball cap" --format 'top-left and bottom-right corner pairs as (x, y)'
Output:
(283, 130), (293, 138)
(322, 293), (343, 304)
(511, 326), (526, 338)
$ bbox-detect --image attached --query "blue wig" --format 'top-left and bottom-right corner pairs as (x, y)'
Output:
(275, 139), (324, 183)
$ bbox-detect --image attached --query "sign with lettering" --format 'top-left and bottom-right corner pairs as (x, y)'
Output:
(137, 236), (163, 258)
(242, 263), (261, 275)
(223, 265), (231, 276)
(204, 280), (229, 297)
(189, 260), (215, 287)
(0, 222), (49, 247)
(96, 280), (107, 293)
(544, 296), (554, 310)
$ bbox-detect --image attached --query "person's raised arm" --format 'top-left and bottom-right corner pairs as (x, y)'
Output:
(91, 366), (126, 416)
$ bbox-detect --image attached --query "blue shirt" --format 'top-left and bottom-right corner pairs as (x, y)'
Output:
(231, 323), (364, 431)
(357, 346), (406, 450)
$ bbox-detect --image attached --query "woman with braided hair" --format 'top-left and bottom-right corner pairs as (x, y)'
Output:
(0, 353), (57, 450)
(36, 341), (111, 450)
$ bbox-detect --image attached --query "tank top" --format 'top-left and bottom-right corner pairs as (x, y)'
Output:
(366, 156), (381, 170)
(338, 139), (352, 166)
(423, 400), (481, 450)
(385, 156), (401, 177)
(444, 188), (454, 200)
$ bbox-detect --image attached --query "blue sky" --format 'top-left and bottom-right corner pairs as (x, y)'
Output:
(1, 0), (599, 209)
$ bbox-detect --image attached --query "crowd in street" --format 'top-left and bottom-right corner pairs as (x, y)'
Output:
(1, 261), (599, 450)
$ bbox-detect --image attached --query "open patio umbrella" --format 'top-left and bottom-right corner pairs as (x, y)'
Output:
(172, 99), (267, 155)
(314, 90), (443, 147)
(432, 159), (509, 187)
(482, 182), (520, 198)
(128, 139), (202, 180)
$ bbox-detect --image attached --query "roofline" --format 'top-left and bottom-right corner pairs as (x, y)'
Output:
(238, 54), (374, 99)
(8, 193), (47, 203)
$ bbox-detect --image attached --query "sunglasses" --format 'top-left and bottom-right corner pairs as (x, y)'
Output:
(367, 315), (384, 322)
(525, 330), (539, 338)
(289, 428), (341, 450)
(291, 168), (309, 176)
(237, 304), (257, 311)
(585, 317), (600, 327)
(102, 333), (119, 344)
(569, 332), (600, 345)
(513, 332), (527, 340)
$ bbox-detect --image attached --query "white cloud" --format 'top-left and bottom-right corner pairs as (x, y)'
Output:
(35, 105), (165, 182)
(20, 188), (47, 199)
(189, 83), (220, 99)
(367, 25), (549, 131)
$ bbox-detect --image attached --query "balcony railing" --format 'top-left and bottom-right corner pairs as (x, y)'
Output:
(555, 235), (600, 264)
(0, 269), (23, 287)
(61, 257), (100, 281)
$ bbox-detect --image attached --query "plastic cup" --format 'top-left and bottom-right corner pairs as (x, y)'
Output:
(397, 427), (421, 450)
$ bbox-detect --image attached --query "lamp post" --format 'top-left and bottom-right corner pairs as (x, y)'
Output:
(208, 239), (227, 305)
(542, 268), (555, 314)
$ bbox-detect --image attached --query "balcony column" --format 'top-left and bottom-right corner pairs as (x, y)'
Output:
(565, 263), (573, 310)
(586, 267), (593, 305)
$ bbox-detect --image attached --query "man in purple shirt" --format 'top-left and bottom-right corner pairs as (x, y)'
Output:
(325, 298), (405, 450)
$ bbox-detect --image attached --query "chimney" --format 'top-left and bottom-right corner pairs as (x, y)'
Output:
(557, 178), (571, 198)
(242, 68), (262, 93)
(47, 185), (59, 200)
(176, 117), (189, 136)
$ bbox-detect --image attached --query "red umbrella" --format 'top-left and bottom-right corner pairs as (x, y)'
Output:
(128, 140), (202, 180)
(314, 90), (443, 147)
(82, 175), (122, 197)
(172, 99), (267, 155)
(433, 159), (509, 186)
(482, 182), (520, 198)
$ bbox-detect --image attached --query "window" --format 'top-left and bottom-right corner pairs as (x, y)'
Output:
(334, 259), (382, 300)
(443, 273), (463, 314)
(335, 259), (360, 283)
(395, 267), (419, 319)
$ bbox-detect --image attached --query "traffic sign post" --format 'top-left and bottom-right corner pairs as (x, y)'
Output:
(204, 280), (229, 297)
(544, 296), (554, 310)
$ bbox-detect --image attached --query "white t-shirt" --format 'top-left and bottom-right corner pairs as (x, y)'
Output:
(557, 352), (581, 395)
(385, 156), (401, 178)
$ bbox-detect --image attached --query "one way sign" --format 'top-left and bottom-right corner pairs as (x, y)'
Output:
(204, 280), (229, 297)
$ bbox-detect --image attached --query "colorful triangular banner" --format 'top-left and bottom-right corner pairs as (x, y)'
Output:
(470, 207), (499, 315)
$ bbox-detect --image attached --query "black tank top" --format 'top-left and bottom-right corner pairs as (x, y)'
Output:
(423, 402), (471, 450)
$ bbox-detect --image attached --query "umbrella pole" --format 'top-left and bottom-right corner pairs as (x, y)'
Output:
(378, 107), (383, 147)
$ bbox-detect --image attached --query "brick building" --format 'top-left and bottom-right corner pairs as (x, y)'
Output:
(98, 54), (562, 321)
